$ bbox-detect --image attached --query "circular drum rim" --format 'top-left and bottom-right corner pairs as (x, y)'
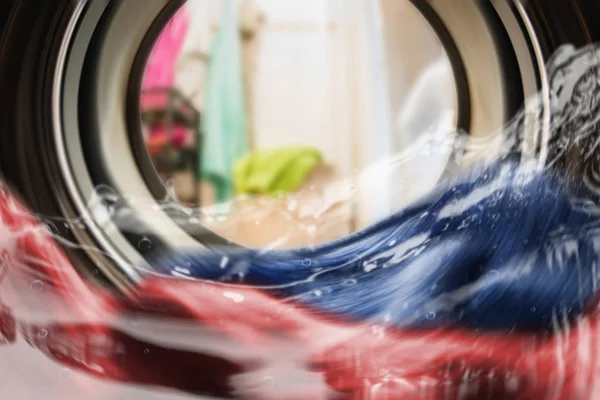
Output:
(54, 0), (548, 292)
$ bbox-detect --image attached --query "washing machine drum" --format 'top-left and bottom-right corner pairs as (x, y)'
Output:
(0, 0), (599, 292)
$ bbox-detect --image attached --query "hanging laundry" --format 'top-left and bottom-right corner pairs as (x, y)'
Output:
(176, 0), (264, 114)
(201, 0), (250, 203)
(141, 6), (192, 157)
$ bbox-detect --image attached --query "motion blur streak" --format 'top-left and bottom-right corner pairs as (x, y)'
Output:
(2, 180), (600, 399)
(3, 40), (600, 400)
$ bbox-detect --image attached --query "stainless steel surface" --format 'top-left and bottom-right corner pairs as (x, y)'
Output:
(55, 0), (144, 292)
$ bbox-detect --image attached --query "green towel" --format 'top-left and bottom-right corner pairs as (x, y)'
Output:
(201, 0), (249, 202)
(233, 147), (323, 196)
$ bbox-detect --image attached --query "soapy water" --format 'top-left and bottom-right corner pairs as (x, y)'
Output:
(148, 42), (600, 331)
(153, 156), (600, 332)
(1, 43), (600, 399)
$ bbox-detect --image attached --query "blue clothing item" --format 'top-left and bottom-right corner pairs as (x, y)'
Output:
(150, 157), (600, 332)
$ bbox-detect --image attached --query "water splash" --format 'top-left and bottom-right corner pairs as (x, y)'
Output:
(1, 43), (600, 399)
(146, 43), (600, 334)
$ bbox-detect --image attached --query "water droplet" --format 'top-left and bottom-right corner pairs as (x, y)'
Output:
(38, 329), (48, 338)
(343, 278), (357, 286)
(389, 240), (397, 247)
(531, 307), (536, 312)
(30, 280), (44, 292)
(138, 237), (152, 251)
(59, 368), (72, 379)
(144, 348), (150, 354)
(262, 376), (275, 387)
(220, 256), (229, 269)
(486, 270), (499, 279)
(364, 263), (377, 272)
(223, 291), (245, 303)
(45, 223), (59, 235)
(426, 312), (437, 320)
(313, 289), (323, 297)
(302, 259), (312, 267)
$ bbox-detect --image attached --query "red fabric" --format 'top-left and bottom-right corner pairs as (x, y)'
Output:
(0, 185), (599, 399)
(148, 124), (188, 147)
(145, 127), (189, 157)
(146, 133), (169, 157)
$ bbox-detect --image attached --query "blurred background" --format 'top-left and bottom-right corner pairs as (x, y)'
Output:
(140, 0), (458, 248)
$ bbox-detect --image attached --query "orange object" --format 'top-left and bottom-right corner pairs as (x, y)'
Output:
(146, 134), (169, 157)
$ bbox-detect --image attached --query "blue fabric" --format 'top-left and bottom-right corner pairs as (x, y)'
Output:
(150, 157), (600, 332)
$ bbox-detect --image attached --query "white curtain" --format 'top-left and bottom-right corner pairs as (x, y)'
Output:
(327, 0), (394, 229)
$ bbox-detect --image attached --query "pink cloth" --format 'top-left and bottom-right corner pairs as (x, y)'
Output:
(142, 6), (190, 90)
(142, 7), (191, 152)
